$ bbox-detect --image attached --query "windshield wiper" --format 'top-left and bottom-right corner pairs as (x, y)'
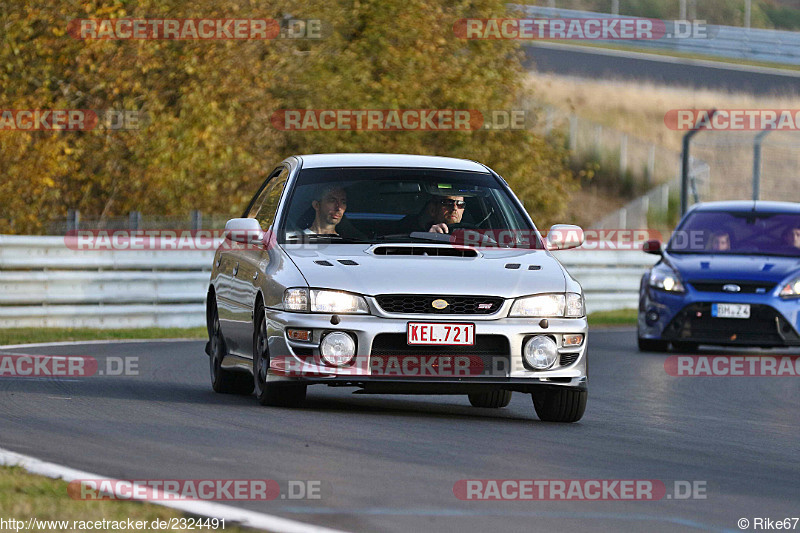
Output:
(285, 234), (372, 244)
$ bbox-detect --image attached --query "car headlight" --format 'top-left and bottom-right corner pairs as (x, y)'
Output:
(649, 264), (685, 293)
(283, 288), (369, 314)
(779, 278), (800, 298)
(509, 294), (565, 317)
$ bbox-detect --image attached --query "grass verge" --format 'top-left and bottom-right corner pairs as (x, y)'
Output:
(0, 327), (207, 346)
(588, 308), (638, 326)
(0, 465), (258, 532)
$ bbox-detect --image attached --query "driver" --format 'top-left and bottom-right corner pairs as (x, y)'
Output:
(782, 225), (800, 249)
(399, 195), (466, 234)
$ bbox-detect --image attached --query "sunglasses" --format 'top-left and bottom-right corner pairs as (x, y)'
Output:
(437, 199), (466, 209)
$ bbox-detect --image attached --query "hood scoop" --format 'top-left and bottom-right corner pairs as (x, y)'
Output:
(372, 245), (478, 258)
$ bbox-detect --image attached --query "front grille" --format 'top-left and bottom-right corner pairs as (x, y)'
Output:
(689, 280), (776, 294)
(375, 295), (504, 315)
(370, 334), (510, 377)
(664, 303), (800, 345)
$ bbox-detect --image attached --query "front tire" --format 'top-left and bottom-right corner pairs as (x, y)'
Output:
(253, 309), (306, 407)
(468, 390), (512, 408)
(532, 387), (586, 423)
(209, 301), (254, 395)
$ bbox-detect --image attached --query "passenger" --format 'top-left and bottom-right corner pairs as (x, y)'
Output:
(707, 231), (731, 252)
(306, 186), (347, 235)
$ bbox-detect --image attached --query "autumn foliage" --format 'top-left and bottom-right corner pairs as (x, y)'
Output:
(0, 0), (575, 234)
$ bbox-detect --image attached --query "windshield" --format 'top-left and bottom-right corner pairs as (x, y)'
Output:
(668, 210), (800, 256)
(278, 167), (541, 248)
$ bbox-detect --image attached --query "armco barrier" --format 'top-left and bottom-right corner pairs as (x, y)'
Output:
(519, 6), (800, 66)
(0, 235), (657, 328)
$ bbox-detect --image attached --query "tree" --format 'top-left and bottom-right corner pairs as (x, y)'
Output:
(0, 0), (574, 234)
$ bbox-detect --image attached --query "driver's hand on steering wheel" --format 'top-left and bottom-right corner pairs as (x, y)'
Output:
(428, 223), (449, 234)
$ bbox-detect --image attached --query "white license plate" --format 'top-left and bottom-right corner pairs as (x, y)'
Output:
(712, 303), (750, 319)
(407, 323), (475, 345)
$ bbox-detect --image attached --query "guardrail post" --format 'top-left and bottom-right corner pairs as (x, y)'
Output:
(611, 0), (619, 15)
(646, 144), (656, 188)
(594, 125), (602, 153)
(569, 115), (578, 152)
(129, 211), (142, 230)
(191, 210), (203, 231)
(752, 127), (773, 201)
(66, 210), (80, 233)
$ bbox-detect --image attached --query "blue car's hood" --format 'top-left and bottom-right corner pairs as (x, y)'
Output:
(666, 253), (800, 283)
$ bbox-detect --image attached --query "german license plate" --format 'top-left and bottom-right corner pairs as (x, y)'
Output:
(712, 303), (750, 319)
(407, 323), (475, 345)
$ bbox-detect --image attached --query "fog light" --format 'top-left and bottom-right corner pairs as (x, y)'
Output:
(320, 331), (356, 366)
(562, 334), (584, 347)
(523, 335), (558, 370)
(645, 309), (660, 326)
(287, 329), (312, 342)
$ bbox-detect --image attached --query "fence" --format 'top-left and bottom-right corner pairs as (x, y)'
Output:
(0, 235), (658, 329)
(519, 5), (800, 65)
(687, 131), (800, 207)
(534, 105), (683, 193)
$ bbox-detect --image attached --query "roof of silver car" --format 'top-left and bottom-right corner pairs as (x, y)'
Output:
(296, 153), (489, 172)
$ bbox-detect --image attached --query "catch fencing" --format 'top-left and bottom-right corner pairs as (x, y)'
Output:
(0, 235), (657, 329)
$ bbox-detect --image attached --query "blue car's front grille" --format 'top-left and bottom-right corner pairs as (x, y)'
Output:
(689, 280), (777, 294)
(663, 303), (800, 346)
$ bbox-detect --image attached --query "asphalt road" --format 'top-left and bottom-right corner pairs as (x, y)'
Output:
(524, 43), (800, 96)
(1, 330), (798, 533)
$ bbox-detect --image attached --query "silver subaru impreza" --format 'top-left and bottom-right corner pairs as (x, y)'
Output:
(206, 153), (588, 422)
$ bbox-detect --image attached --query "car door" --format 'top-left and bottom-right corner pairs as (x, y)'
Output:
(226, 165), (290, 357)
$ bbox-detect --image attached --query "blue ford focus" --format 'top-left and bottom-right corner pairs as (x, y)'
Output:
(637, 201), (800, 352)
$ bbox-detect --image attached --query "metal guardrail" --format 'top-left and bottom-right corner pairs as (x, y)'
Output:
(520, 6), (800, 66)
(0, 235), (657, 328)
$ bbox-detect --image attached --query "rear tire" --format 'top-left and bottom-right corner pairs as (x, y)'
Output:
(532, 388), (586, 423)
(209, 301), (254, 395)
(468, 390), (512, 408)
(637, 336), (669, 352)
(253, 309), (306, 407)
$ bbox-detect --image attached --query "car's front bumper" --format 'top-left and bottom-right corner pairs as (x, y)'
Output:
(261, 310), (588, 391)
(639, 285), (800, 347)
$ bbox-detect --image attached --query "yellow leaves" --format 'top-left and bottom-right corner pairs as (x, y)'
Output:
(0, 0), (573, 234)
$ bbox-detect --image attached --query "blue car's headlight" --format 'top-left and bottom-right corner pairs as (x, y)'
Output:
(649, 264), (685, 293)
(779, 278), (800, 299)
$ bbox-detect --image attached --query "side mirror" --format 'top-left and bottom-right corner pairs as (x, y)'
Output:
(643, 239), (663, 255)
(546, 224), (585, 251)
(224, 218), (265, 244)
